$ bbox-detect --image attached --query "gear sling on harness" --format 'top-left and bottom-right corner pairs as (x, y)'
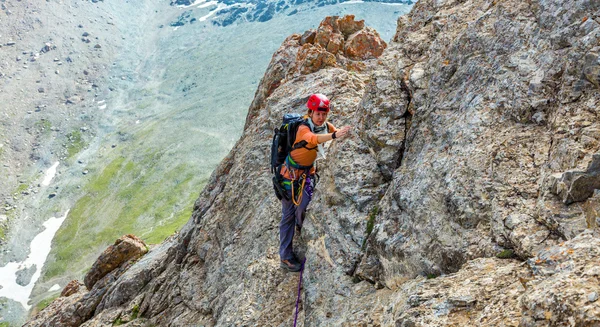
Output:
(284, 155), (313, 206)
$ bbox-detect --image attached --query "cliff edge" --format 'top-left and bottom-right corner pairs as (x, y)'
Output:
(26, 0), (600, 325)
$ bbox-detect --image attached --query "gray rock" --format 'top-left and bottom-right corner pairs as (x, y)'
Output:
(16, 265), (36, 286)
(550, 153), (600, 204)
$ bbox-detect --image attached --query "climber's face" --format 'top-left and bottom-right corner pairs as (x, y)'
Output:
(310, 110), (328, 127)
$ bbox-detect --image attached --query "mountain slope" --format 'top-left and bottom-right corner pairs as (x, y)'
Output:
(25, 0), (600, 326)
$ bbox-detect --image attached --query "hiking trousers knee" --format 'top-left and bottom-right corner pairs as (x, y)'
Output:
(279, 182), (312, 261)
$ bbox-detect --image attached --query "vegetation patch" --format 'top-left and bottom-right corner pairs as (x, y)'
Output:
(496, 249), (515, 259)
(34, 294), (59, 312)
(16, 183), (29, 194)
(34, 119), (52, 134)
(42, 152), (206, 282)
(426, 273), (439, 279)
(362, 205), (379, 250)
(66, 130), (87, 159)
(113, 316), (125, 326)
(132, 304), (140, 319)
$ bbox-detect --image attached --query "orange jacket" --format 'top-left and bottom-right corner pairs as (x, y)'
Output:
(280, 122), (336, 180)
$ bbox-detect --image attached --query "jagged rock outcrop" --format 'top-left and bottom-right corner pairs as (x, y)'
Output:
(25, 235), (147, 327)
(26, 0), (600, 325)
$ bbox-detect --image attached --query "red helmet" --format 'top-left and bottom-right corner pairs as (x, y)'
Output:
(306, 93), (330, 112)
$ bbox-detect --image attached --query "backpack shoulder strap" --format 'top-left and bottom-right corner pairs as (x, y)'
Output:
(291, 123), (318, 151)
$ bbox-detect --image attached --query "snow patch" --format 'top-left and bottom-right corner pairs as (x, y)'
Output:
(177, 0), (215, 8)
(176, 0), (197, 7)
(197, 0), (217, 8)
(199, 3), (228, 22)
(41, 162), (59, 186)
(48, 284), (61, 292)
(0, 210), (69, 310)
(99, 104), (107, 110)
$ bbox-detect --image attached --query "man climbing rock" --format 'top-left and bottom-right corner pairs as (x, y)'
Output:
(278, 93), (352, 272)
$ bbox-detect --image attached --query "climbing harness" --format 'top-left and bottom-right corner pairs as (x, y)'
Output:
(293, 258), (306, 327)
(285, 155), (312, 206)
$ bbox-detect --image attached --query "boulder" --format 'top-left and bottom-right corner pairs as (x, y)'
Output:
(338, 14), (364, 38)
(84, 234), (147, 290)
(40, 43), (55, 53)
(550, 153), (600, 204)
(15, 265), (36, 286)
(295, 43), (337, 75)
(314, 16), (340, 50)
(300, 29), (316, 45)
(344, 28), (387, 60)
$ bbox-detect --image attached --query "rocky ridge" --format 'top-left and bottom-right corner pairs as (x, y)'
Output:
(26, 0), (600, 326)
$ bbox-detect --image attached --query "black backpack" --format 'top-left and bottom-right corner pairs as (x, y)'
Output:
(270, 113), (310, 201)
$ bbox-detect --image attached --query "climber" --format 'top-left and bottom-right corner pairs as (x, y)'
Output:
(279, 93), (352, 272)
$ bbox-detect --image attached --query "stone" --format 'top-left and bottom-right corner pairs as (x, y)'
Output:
(65, 96), (82, 104)
(532, 111), (546, 124)
(344, 28), (387, 60)
(314, 16), (340, 50)
(300, 29), (316, 45)
(550, 153), (600, 204)
(15, 265), (36, 286)
(338, 14), (364, 38)
(40, 42), (55, 53)
(61, 280), (83, 297)
(295, 44), (337, 75)
(83, 234), (147, 290)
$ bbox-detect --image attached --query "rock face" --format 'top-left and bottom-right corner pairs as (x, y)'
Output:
(26, 2), (600, 326)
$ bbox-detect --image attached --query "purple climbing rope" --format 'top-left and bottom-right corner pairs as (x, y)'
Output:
(293, 258), (306, 327)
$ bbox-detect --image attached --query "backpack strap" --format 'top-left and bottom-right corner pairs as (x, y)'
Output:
(290, 123), (318, 152)
(291, 140), (318, 151)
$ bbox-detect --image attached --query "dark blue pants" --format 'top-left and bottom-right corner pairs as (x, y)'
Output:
(279, 181), (312, 261)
